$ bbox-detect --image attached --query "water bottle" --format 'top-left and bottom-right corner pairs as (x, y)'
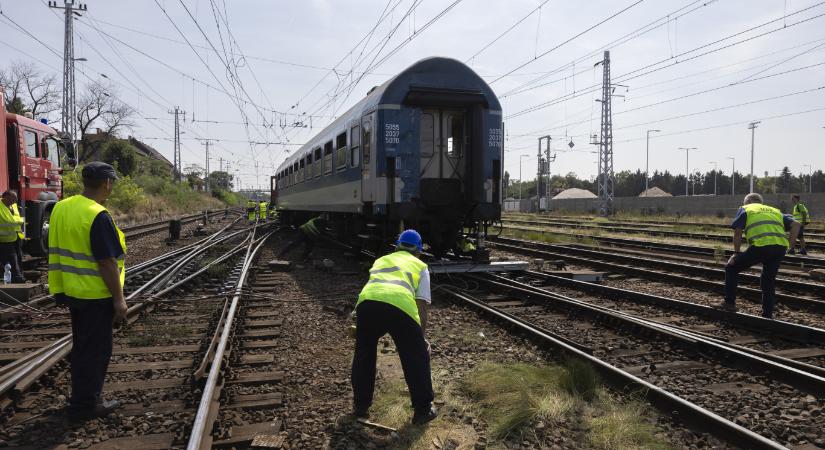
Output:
(3, 264), (11, 285)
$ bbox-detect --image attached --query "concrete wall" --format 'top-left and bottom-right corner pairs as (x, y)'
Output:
(547, 193), (825, 217)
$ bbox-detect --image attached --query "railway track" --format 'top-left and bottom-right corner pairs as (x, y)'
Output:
(499, 223), (825, 270)
(503, 217), (825, 251)
(490, 236), (825, 314)
(436, 272), (824, 449)
(541, 214), (825, 236)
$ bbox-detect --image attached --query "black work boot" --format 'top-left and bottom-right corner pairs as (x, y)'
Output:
(67, 399), (120, 421)
(717, 302), (737, 313)
(412, 405), (438, 425)
(799, 248), (808, 255)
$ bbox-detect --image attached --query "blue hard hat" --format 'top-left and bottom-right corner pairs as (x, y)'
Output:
(396, 229), (423, 251)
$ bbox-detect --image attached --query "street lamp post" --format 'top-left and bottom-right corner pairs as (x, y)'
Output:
(748, 121), (760, 192)
(645, 129), (661, 193)
(519, 154), (529, 200)
(709, 161), (717, 195)
(678, 147), (697, 196)
(727, 157), (735, 196)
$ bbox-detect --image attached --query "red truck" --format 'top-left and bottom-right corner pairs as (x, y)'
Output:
(1, 87), (73, 256)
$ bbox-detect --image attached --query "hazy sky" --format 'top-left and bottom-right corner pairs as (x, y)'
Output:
(2, 0), (823, 190)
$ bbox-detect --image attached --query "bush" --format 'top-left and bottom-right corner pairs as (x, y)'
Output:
(212, 189), (242, 206)
(100, 140), (138, 177)
(108, 176), (145, 211)
(62, 167), (82, 196)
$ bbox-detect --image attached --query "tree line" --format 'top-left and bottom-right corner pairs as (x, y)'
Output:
(504, 167), (825, 199)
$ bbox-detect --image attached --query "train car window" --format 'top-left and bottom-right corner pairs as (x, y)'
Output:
(362, 117), (372, 165)
(314, 148), (322, 177)
(446, 114), (464, 158)
(24, 130), (38, 157)
(336, 132), (347, 170)
(293, 162), (299, 183)
(350, 125), (360, 168)
(299, 158), (305, 182)
(44, 137), (60, 166)
(420, 113), (434, 157)
(323, 141), (333, 175)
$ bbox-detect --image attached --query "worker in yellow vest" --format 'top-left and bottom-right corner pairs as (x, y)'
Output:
(277, 216), (326, 261)
(789, 194), (811, 255)
(9, 196), (24, 281)
(0, 191), (24, 283)
(351, 229), (437, 425)
(722, 193), (800, 318)
(258, 201), (267, 221)
(246, 200), (258, 222)
(49, 162), (127, 420)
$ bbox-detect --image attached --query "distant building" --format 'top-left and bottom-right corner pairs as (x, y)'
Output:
(80, 129), (172, 170)
(128, 136), (173, 168)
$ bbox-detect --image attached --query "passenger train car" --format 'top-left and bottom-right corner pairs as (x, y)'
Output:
(272, 57), (502, 256)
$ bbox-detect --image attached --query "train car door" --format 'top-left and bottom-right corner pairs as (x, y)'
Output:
(360, 113), (375, 204)
(419, 109), (466, 181)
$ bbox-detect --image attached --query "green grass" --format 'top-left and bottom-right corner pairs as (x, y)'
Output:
(502, 228), (598, 247)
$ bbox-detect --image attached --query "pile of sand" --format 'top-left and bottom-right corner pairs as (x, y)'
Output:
(638, 186), (672, 197)
(553, 188), (597, 199)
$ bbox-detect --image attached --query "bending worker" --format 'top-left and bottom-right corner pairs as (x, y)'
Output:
(351, 230), (437, 425)
(49, 162), (127, 420)
(721, 193), (799, 319)
(277, 215), (326, 261)
(259, 200), (268, 221)
(789, 194), (811, 255)
(0, 191), (24, 283)
(247, 199), (258, 223)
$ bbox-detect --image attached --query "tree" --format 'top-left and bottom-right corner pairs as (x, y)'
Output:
(77, 81), (135, 141)
(100, 140), (138, 176)
(0, 61), (60, 119)
(183, 164), (204, 191)
(208, 171), (233, 191)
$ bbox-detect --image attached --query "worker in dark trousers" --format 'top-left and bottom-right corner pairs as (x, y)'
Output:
(9, 193), (25, 282)
(258, 201), (268, 221)
(277, 216), (326, 261)
(351, 230), (438, 425)
(247, 200), (258, 223)
(789, 194), (811, 255)
(721, 193), (800, 319)
(49, 162), (127, 420)
(0, 191), (24, 283)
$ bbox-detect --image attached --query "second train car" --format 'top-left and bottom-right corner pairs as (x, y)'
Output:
(272, 57), (503, 257)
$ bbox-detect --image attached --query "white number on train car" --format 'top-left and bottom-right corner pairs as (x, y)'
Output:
(385, 123), (400, 144)
(488, 127), (502, 148)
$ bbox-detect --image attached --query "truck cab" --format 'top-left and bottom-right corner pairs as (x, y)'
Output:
(1, 88), (71, 256)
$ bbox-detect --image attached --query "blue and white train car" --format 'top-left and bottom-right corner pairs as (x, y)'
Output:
(272, 57), (503, 255)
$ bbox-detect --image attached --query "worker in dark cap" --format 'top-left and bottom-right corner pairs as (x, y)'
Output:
(49, 161), (127, 420)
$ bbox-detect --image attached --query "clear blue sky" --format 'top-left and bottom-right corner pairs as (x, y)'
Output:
(2, 0), (823, 190)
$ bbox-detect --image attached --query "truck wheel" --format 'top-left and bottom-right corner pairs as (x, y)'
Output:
(31, 209), (51, 257)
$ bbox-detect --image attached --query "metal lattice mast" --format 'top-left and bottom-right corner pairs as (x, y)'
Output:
(168, 107), (185, 182)
(596, 51), (614, 215)
(49, 1), (86, 141)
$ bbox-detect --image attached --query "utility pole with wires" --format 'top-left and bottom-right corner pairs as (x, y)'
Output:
(49, 0), (87, 142)
(592, 51), (624, 215)
(200, 140), (212, 192)
(748, 121), (760, 193)
(168, 107), (185, 183)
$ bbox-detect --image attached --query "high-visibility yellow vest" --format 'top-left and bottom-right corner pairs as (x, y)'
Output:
(48, 195), (127, 300)
(792, 202), (810, 225)
(10, 203), (23, 240)
(357, 250), (428, 325)
(247, 201), (257, 222)
(299, 217), (321, 236)
(259, 202), (267, 219)
(743, 203), (788, 248)
(0, 203), (22, 243)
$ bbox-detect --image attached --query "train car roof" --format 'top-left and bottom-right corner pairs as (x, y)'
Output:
(278, 56), (500, 171)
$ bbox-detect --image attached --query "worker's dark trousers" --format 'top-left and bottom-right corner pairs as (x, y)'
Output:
(14, 238), (23, 281)
(724, 245), (786, 318)
(0, 241), (23, 283)
(68, 300), (114, 409)
(352, 300), (434, 413)
(277, 233), (315, 260)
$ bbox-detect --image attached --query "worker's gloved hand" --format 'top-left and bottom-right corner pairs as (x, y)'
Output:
(113, 299), (128, 326)
(424, 339), (431, 355)
(726, 254), (738, 266)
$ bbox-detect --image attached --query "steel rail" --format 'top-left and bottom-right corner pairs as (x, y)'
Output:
(541, 214), (825, 236)
(0, 221), (253, 404)
(497, 225), (825, 269)
(187, 229), (273, 450)
(520, 270), (825, 345)
(468, 273), (825, 396)
(491, 237), (825, 312)
(439, 286), (787, 450)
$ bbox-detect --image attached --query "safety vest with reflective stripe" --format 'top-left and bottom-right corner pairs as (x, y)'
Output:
(247, 201), (257, 221)
(299, 218), (321, 236)
(792, 202), (810, 225)
(0, 203), (22, 243)
(10, 203), (24, 240)
(48, 195), (127, 300)
(743, 203), (788, 248)
(357, 250), (428, 325)
(259, 202), (267, 219)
